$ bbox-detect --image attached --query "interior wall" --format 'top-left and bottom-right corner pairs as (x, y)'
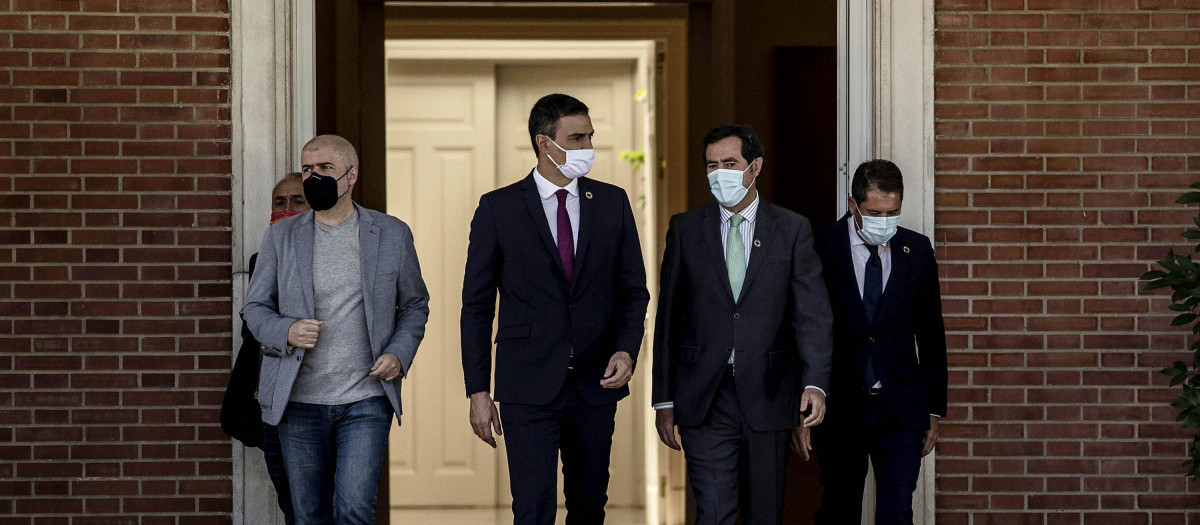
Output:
(731, 0), (838, 206)
(316, 0), (387, 213)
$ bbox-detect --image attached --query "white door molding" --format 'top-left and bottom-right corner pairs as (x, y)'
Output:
(876, 0), (936, 239)
(841, 0), (937, 523)
(229, 0), (312, 523)
(875, 0), (938, 524)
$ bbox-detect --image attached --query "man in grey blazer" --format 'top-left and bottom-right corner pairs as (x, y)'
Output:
(243, 135), (430, 524)
(651, 124), (833, 524)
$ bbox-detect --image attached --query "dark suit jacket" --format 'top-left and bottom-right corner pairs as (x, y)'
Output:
(651, 200), (833, 432)
(813, 215), (948, 431)
(460, 173), (650, 406)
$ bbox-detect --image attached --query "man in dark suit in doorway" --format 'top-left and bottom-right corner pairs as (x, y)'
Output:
(810, 159), (947, 525)
(651, 124), (833, 525)
(460, 93), (650, 524)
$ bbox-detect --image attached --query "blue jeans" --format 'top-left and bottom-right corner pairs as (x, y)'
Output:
(276, 396), (392, 525)
(261, 423), (294, 525)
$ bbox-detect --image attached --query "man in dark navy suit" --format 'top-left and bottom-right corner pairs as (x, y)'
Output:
(460, 93), (649, 524)
(810, 159), (947, 525)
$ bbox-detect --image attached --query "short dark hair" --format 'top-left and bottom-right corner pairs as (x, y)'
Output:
(702, 124), (765, 164)
(528, 93), (589, 156)
(850, 159), (904, 205)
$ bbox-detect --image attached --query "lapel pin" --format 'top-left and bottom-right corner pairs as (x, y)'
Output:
(585, 191), (593, 199)
(903, 245), (910, 254)
(753, 240), (762, 248)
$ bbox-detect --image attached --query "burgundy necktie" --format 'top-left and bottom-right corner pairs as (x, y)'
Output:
(555, 189), (574, 282)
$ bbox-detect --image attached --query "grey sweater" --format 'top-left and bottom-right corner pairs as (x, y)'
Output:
(290, 210), (385, 405)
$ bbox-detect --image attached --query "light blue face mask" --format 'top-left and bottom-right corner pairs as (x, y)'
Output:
(707, 163), (756, 207)
(852, 199), (901, 245)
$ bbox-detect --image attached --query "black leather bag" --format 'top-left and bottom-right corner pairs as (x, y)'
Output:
(221, 331), (265, 448)
(221, 253), (264, 448)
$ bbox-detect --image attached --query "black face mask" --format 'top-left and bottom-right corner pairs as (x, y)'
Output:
(303, 168), (351, 211)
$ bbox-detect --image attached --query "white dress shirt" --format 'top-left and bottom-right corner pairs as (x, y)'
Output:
(847, 217), (892, 297)
(848, 217), (890, 391)
(533, 168), (579, 253)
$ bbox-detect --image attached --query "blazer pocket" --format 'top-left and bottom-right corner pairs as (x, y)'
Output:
(494, 324), (531, 343)
(677, 344), (700, 364)
(257, 357), (281, 411)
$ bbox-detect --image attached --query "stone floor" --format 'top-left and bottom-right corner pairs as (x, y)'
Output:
(390, 507), (647, 524)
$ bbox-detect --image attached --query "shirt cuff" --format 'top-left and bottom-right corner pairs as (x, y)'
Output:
(653, 402), (674, 410)
(803, 385), (826, 397)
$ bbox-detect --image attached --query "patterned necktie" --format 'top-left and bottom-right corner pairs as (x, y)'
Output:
(556, 189), (574, 282)
(726, 214), (746, 301)
(863, 245), (882, 388)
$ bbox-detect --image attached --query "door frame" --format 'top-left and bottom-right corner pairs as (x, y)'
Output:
(840, 0), (939, 523)
(384, 37), (663, 522)
(229, 1), (936, 523)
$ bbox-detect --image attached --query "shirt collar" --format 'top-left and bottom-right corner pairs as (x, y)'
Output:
(719, 194), (760, 224)
(847, 214), (888, 248)
(533, 168), (579, 200)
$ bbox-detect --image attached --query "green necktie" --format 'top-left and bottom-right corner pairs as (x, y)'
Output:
(727, 214), (746, 301)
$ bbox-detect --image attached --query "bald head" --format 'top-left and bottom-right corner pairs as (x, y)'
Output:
(303, 135), (359, 169)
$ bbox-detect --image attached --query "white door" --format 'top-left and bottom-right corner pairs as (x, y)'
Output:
(384, 59), (499, 506)
(385, 58), (648, 511)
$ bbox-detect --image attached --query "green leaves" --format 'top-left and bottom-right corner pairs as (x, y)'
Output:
(1164, 361), (1190, 387)
(1145, 186), (1200, 480)
(1176, 192), (1200, 205)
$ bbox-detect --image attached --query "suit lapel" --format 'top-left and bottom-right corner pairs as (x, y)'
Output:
(739, 202), (777, 303)
(834, 216), (871, 330)
(700, 203), (735, 302)
(295, 212), (316, 318)
(874, 232), (910, 326)
(520, 172), (568, 281)
(571, 177), (596, 284)
(357, 205), (379, 338)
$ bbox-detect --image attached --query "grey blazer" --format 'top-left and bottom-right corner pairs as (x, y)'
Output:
(242, 204), (430, 426)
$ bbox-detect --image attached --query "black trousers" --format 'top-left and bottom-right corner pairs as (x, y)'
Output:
(678, 369), (790, 525)
(500, 375), (618, 525)
(812, 393), (925, 525)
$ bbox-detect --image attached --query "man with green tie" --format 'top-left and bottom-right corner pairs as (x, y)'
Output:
(651, 124), (834, 524)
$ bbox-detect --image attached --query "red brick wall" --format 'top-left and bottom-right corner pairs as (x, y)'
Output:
(935, 1), (1200, 523)
(0, 0), (233, 522)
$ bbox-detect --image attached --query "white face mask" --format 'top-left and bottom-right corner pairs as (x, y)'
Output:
(547, 138), (594, 179)
(852, 200), (900, 245)
(707, 163), (756, 208)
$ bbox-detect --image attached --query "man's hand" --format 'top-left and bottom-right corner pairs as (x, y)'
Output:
(469, 391), (502, 448)
(287, 319), (323, 349)
(369, 353), (402, 382)
(790, 425), (812, 461)
(600, 351), (634, 389)
(922, 416), (939, 457)
(655, 407), (681, 451)
(800, 388), (826, 427)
